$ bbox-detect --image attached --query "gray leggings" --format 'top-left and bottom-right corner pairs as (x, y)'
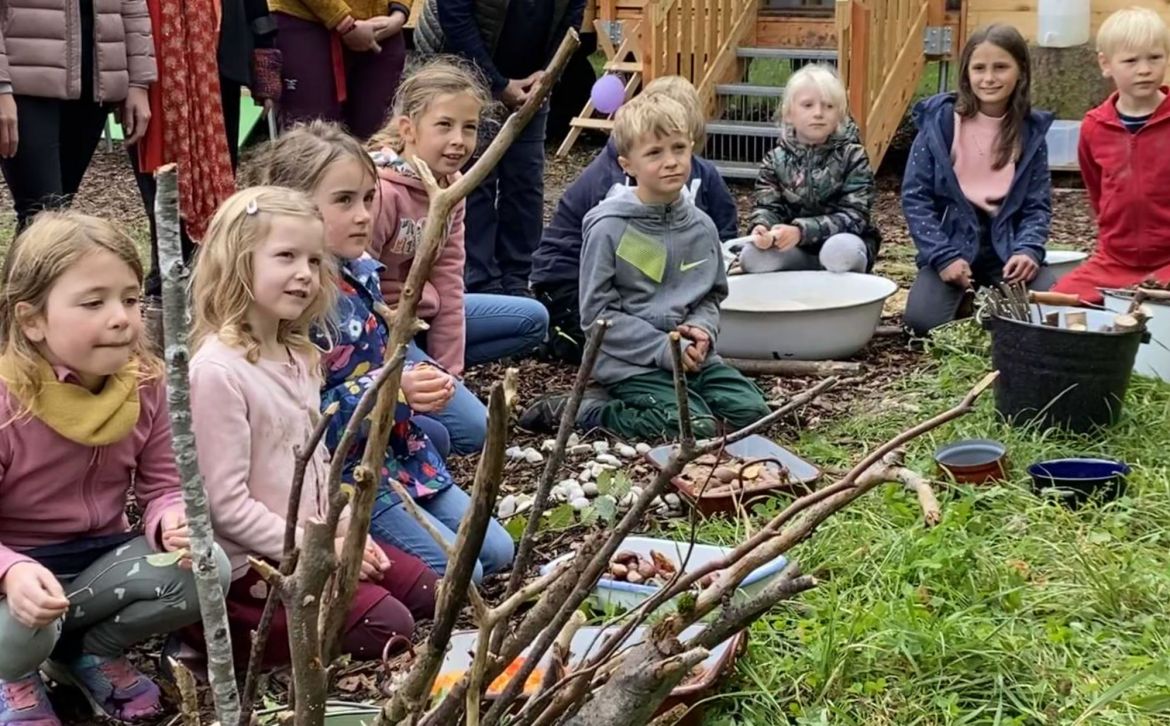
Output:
(739, 233), (870, 274)
(0, 536), (230, 679)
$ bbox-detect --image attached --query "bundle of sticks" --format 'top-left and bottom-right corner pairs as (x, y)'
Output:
(983, 282), (1149, 333)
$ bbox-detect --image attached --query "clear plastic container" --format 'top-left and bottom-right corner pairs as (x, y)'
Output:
(1038, 0), (1090, 48)
(1046, 120), (1081, 170)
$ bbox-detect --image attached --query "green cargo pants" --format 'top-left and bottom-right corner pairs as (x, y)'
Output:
(598, 363), (771, 440)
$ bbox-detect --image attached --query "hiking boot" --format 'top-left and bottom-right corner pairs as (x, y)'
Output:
(0, 673), (60, 726)
(42, 654), (161, 723)
(518, 393), (570, 433)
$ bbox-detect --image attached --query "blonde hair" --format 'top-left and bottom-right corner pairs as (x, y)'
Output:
(780, 64), (849, 133)
(0, 211), (162, 405)
(643, 75), (707, 151)
(248, 120), (376, 195)
(190, 187), (337, 363)
(368, 55), (492, 153)
(1097, 6), (1170, 58)
(612, 93), (692, 157)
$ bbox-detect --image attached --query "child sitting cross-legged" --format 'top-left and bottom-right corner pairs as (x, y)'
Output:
(742, 64), (880, 275)
(0, 212), (227, 724)
(1051, 7), (1170, 302)
(519, 94), (771, 439)
(186, 187), (438, 669)
(250, 121), (514, 584)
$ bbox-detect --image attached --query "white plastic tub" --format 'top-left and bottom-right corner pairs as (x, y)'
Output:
(718, 271), (898, 360)
(1101, 289), (1170, 382)
(1038, 0), (1090, 48)
(1045, 249), (1088, 279)
(540, 535), (788, 614)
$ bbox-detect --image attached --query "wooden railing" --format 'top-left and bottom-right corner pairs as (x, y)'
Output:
(836, 0), (941, 166)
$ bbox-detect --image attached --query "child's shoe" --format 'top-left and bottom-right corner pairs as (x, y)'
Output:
(41, 654), (161, 723)
(0, 673), (61, 726)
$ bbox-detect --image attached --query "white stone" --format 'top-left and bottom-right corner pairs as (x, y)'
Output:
(596, 453), (621, 467)
(582, 482), (600, 497)
(630, 486), (643, 499)
(592, 440), (610, 454)
(541, 438), (557, 452)
(578, 468), (593, 482)
(558, 478), (579, 489)
(570, 497), (591, 511)
(506, 446), (525, 460)
(551, 486), (568, 503)
(566, 483), (586, 501)
(635, 443), (652, 455)
(515, 494), (534, 515)
(615, 444), (638, 459)
(568, 444), (593, 456)
(497, 495), (517, 519)
(664, 493), (682, 508)
(568, 433), (581, 447)
(524, 448), (545, 464)
(620, 492), (636, 508)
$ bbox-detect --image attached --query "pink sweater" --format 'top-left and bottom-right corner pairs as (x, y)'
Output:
(951, 111), (1016, 213)
(370, 160), (468, 375)
(0, 371), (184, 582)
(189, 337), (339, 578)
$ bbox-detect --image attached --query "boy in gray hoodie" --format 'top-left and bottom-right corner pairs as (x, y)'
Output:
(519, 94), (770, 439)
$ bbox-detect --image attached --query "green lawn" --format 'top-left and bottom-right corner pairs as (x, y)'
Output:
(651, 323), (1170, 724)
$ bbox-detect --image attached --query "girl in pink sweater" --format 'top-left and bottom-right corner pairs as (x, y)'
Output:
(187, 187), (437, 669)
(368, 57), (549, 456)
(0, 212), (218, 725)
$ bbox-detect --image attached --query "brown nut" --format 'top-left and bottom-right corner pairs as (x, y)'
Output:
(637, 560), (656, 579)
(650, 550), (677, 576)
(713, 466), (738, 483)
(613, 550), (638, 564)
(610, 563), (628, 579)
(626, 571), (644, 584)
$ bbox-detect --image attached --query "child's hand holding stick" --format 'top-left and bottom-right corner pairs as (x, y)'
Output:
(676, 324), (711, 372)
(160, 508), (193, 568)
(1, 562), (69, 628)
(749, 224), (801, 251)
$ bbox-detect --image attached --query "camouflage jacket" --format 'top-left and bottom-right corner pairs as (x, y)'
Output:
(748, 126), (881, 264)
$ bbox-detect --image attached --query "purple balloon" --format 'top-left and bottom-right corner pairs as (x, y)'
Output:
(591, 74), (626, 114)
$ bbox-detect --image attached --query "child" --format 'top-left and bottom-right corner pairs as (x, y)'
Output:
(743, 65), (879, 275)
(0, 2), (154, 230)
(530, 75), (740, 364)
(520, 94), (771, 439)
(251, 122), (514, 583)
(272, 0), (410, 139)
(369, 57), (549, 455)
(188, 187), (437, 668)
(902, 24), (1057, 336)
(1051, 7), (1170, 302)
(0, 212), (223, 723)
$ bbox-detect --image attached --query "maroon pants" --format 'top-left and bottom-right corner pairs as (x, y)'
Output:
(185, 541), (437, 667)
(274, 12), (407, 140)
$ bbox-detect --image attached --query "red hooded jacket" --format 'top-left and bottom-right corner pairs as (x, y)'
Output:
(1054, 89), (1170, 301)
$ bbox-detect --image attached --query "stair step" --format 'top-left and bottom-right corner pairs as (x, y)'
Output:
(705, 120), (780, 138)
(736, 47), (838, 61)
(715, 83), (784, 98)
(712, 161), (760, 180)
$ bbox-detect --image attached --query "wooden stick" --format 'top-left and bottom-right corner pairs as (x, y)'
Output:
(1029, 290), (1081, 308)
(668, 332), (695, 453)
(156, 163), (241, 726)
(723, 358), (864, 376)
(169, 657), (202, 726)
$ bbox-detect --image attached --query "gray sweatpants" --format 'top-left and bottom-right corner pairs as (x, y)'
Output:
(0, 536), (230, 679)
(739, 233), (870, 274)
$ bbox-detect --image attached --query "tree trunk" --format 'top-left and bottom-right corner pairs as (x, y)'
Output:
(1030, 44), (1112, 121)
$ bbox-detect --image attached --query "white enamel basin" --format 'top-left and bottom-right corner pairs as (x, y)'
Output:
(1045, 250), (1088, 280)
(719, 271), (898, 360)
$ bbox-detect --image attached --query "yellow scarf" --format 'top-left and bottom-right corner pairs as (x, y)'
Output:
(0, 357), (141, 446)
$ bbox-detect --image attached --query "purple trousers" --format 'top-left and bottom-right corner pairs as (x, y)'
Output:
(274, 12), (407, 140)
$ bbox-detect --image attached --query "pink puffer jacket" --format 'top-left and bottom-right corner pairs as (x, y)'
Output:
(0, 0), (157, 102)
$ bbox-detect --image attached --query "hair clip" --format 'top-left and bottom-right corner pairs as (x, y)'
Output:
(246, 199), (260, 215)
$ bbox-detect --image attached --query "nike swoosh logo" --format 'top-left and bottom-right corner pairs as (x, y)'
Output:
(680, 259), (707, 272)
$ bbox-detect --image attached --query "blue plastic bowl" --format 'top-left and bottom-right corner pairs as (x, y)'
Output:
(1027, 458), (1130, 509)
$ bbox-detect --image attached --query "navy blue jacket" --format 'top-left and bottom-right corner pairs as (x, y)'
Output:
(902, 93), (1054, 272)
(530, 139), (739, 287)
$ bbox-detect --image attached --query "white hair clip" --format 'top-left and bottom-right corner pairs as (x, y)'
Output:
(246, 199), (260, 215)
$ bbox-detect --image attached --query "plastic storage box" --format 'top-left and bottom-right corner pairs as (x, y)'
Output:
(1047, 120), (1081, 170)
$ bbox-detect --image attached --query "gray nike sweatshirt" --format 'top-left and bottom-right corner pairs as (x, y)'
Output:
(579, 186), (727, 386)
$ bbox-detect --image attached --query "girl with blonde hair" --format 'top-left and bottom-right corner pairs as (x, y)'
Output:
(0, 211), (219, 724)
(185, 186), (437, 669)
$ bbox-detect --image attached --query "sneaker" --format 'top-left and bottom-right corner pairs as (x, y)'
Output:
(518, 393), (570, 433)
(0, 674), (60, 726)
(41, 654), (161, 723)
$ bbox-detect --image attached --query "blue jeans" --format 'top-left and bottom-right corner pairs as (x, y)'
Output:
(408, 294), (547, 455)
(368, 485), (515, 585)
(464, 105), (548, 294)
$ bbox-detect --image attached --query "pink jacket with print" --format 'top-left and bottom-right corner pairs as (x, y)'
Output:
(370, 159), (469, 376)
(0, 0), (157, 101)
(0, 373), (184, 583)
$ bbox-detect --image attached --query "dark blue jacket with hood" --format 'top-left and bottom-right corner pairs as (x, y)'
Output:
(901, 92), (1054, 272)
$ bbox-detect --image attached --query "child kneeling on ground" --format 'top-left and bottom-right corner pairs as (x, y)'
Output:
(743, 64), (880, 274)
(1051, 7), (1170, 302)
(901, 24), (1056, 336)
(520, 94), (771, 439)
(0, 213), (225, 724)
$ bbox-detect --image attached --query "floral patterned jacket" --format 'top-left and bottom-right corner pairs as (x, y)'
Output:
(315, 255), (454, 506)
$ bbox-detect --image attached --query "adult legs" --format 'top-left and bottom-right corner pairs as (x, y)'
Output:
(493, 105), (548, 294)
(273, 13), (344, 130)
(533, 281), (584, 363)
(343, 31), (406, 140)
(463, 293), (549, 367)
(463, 162), (502, 293)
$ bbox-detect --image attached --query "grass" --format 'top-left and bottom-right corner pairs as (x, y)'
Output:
(650, 323), (1170, 724)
